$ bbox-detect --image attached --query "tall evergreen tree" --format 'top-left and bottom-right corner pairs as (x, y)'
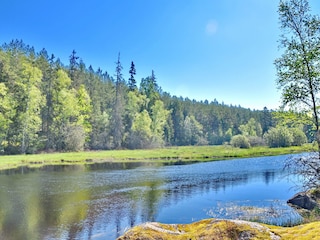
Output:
(36, 49), (56, 150)
(68, 50), (81, 88)
(140, 70), (160, 110)
(128, 61), (137, 91)
(111, 53), (125, 149)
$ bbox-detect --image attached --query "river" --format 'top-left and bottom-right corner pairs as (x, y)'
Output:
(0, 154), (303, 239)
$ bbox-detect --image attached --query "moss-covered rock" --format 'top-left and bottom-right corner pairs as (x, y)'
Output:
(117, 219), (280, 240)
(270, 221), (320, 240)
(118, 218), (320, 240)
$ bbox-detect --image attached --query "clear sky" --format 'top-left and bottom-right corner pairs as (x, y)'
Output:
(1, 0), (319, 110)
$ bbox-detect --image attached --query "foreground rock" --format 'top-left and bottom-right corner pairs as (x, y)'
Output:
(287, 192), (317, 210)
(287, 188), (320, 216)
(117, 219), (280, 240)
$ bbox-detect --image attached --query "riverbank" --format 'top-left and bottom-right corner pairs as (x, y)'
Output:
(0, 144), (314, 171)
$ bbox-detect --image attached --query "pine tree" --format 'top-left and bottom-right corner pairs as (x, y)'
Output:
(140, 70), (160, 110)
(128, 61), (137, 91)
(111, 53), (125, 149)
(68, 50), (81, 88)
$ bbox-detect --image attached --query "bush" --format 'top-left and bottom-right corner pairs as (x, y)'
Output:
(264, 126), (293, 148)
(291, 128), (308, 146)
(248, 136), (266, 147)
(230, 135), (250, 148)
(64, 125), (86, 151)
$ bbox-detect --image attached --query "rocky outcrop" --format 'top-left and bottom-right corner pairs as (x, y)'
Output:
(287, 192), (317, 210)
(117, 219), (281, 240)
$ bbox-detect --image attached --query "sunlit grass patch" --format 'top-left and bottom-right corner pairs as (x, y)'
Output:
(0, 144), (314, 171)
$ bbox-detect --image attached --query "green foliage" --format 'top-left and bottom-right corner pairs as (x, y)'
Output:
(1, 54), (45, 153)
(224, 128), (233, 143)
(264, 125), (307, 147)
(129, 110), (152, 149)
(76, 84), (92, 136)
(273, 110), (312, 129)
(247, 136), (265, 147)
(150, 100), (170, 147)
(50, 70), (90, 151)
(230, 135), (250, 149)
(64, 125), (86, 151)
(126, 91), (148, 122)
(275, 0), (320, 146)
(0, 83), (11, 152)
(0, 39), (312, 154)
(264, 126), (293, 148)
(239, 118), (262, 137)
(128, 61), (137, 91)
(291, 127), (308, 146)
(19, 62), (45, 153)
(182, 115), (207, 146)
(111, 53), (125, 149)
(140, 70), (160, 110)
(276, 0), (320, 189)
(89, 111), (112, 150)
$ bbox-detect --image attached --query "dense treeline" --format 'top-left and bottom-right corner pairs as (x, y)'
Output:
(0, 40), (308, 154)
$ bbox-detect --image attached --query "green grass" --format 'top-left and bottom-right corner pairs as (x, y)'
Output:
(0, 144), (315, 171)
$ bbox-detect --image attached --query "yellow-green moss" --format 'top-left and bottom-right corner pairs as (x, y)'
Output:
(118, 219), (279, 240)
(269, 221), (320, 240)
(118, 219), (320, 240)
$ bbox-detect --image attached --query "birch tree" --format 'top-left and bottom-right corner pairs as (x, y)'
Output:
(275, 0), (320, 189)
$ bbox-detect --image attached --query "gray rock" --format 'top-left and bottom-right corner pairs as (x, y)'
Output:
(287, 192), (317, 210)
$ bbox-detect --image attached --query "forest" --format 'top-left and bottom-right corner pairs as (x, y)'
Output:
(0, 40), (311, 155)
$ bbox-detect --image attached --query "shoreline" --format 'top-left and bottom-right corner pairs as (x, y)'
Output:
(0, 144), (314, 171)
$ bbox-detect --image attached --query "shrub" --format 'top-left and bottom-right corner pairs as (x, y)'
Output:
(264, 126), (293, 148)
(248, 136), (265, 147)
(291, 128), (308, 146)
(230, 135), (250, 148)
(64, 125), (86, 151)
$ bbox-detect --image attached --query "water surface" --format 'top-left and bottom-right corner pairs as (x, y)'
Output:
(0, 154), (302, 239)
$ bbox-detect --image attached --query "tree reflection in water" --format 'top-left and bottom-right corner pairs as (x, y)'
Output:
(0, 155), (301, 239)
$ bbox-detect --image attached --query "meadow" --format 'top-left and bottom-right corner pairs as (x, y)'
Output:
(0, 144), (314, 171)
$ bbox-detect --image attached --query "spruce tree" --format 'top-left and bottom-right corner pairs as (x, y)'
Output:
(111, 53), (125, 149)
(128, 61), (137, 91)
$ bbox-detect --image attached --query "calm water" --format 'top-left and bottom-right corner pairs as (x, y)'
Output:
(0, 154), (302, 240)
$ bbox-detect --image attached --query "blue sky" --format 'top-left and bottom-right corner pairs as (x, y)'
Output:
(1, 0), (319, 110)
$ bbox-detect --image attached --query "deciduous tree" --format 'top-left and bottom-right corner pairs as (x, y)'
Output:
(275, 0), (320, 149)
(275, 0), (320, 188)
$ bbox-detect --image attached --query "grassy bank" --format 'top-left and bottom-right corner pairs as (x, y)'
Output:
(0, 144), (314, 171)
